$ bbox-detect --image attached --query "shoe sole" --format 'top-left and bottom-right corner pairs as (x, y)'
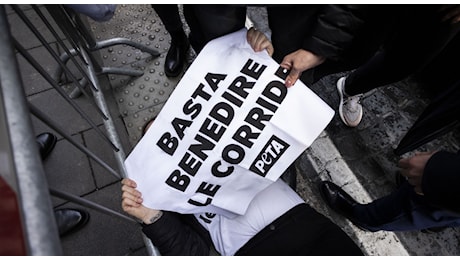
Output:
(336, 77), (351, 127)
(165, 68), (183, 78)
(337, 77), (362, 127)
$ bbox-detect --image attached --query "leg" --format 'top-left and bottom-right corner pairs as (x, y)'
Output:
(183, 4), (246, 54)
(152, 4), (189, 77)
(235, 204), (363, 256)
(345, 5), (460, 96)
(320, 180), (460, 232)
(337, 6), (460, 127)
(353, 182), (460, 231)
(152, 5), (183, 37)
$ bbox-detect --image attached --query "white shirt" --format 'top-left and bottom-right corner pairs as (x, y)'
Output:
(194, 179), (304, 255)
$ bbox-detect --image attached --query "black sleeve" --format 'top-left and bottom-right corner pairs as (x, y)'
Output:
(302, 5), (380, 61)
(422, 150), (460, 213)
(141, 211), (211, 256)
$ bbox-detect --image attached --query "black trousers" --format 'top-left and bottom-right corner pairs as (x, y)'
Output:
(345, 5), (460, 96)
(145, 204), (362, 256)
(235, 203), (363, 256)
(151, 4), (184, 37)
(182, 5), (246, 54)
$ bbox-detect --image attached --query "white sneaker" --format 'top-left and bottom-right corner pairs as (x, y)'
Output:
(337, 76), (364, 127)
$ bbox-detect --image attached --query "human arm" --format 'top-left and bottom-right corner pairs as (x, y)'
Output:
(246, 27), (274, 57)
(398, 151), (437, 195)
(302, 5), (376, 61)
(280, 4), (377, 87)
(121, 178), (211, 255)
(398, 150), (460, 212)
(421, 151), (460, 212)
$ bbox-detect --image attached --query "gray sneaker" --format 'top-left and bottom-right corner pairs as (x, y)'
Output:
(337, 76), (364, 127)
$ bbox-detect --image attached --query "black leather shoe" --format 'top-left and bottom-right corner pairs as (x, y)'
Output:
(54, 208), (90, 237)
(319, 181), (359, 221)
(36, 132), (57, 160)
(164, 32), (189, 77)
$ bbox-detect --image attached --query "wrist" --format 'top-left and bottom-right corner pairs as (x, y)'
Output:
(142, 210), (163, 225)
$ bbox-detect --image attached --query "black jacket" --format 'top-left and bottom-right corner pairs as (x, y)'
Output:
(267, 4), (393, 85)
(267, 5), (390, 63)
(142, 211), (212, 256)
(422, 150), (460, 213)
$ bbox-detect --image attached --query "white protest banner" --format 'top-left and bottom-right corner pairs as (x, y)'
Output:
(124, 28), (334, 217)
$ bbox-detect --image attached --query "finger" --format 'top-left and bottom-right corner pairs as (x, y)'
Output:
(121, 184), (142, 198)
(247, 27), (257, 37)
(255, 35), (271, 53)
(253, 38), (265, 52)
(398, 157), (410, 168)
(121, 197), (142, 210)
(122, 190), (143, 203)
(266, 44), (274, 57)
(121, 178), (137, 188)
(247, 28), (266, 51)
(280, 63), (291, 71)
(280, 57), (292, 70)
(256, 38), (268, 52)
(259, 41), (273, 56)
(285, 68), (301, 88)
(247, 30), (256, 43)
(254, 35), (273, 56)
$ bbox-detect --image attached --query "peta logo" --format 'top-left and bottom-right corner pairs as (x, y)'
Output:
(250, 135), (289, 177)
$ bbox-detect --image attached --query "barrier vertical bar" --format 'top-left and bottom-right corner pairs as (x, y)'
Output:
(0, 5), (61, 255)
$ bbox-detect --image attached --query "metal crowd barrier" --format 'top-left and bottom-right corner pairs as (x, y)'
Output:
(0, 4), (160, 255)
